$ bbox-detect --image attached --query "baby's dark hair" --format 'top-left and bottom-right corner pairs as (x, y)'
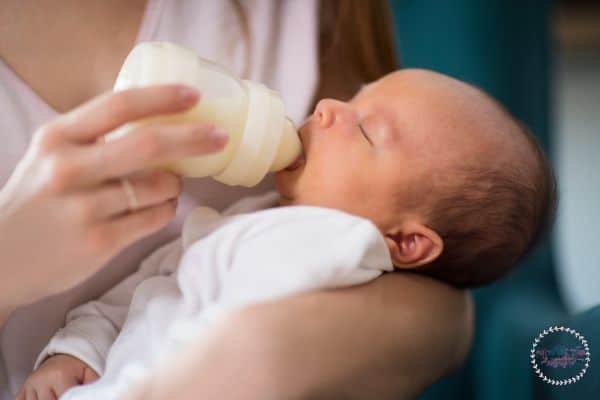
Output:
(416, 104), (558, 289)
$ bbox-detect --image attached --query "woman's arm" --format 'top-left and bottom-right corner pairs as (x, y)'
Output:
(129, 272), (473, 400)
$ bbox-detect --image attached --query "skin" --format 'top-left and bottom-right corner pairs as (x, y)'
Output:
(3, 2), (474, 399)
(277, 69), (524, 271)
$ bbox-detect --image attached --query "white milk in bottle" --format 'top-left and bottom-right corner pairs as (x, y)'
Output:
(106, 41), (301, 187)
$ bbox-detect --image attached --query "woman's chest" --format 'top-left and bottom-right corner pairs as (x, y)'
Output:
(0, 46), (126, 114)
(0, 1), (145, 114)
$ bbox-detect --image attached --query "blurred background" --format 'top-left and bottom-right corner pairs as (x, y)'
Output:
(389, 0), (599, 399)
(553, 0), (600, 316)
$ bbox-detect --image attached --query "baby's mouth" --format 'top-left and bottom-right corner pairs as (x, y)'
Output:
(285, 149), (306, 171)
(284, 125), (307, 171)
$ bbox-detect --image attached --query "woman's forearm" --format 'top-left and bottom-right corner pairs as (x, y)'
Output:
(129, 272), (473, 400)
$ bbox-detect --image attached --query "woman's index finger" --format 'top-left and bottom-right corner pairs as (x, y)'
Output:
(55, 84), (200, 144)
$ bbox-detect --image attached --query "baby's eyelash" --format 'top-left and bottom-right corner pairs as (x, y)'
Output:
(358, 124), (374, 146)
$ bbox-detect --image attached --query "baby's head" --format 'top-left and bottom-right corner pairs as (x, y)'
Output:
(276, 69), (557, 288)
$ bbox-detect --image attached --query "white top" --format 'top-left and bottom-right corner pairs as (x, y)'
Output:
(34, 192), (393, 400)
(0, 1), (318, 397)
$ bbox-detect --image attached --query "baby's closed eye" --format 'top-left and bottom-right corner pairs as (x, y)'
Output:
(358, 124), (373, 146)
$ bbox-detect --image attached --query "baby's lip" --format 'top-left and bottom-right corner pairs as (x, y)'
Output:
(284, 127), (307, 171)
(285, 151), (305, 171)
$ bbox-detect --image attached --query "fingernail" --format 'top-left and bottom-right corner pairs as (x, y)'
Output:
(211, 128), (229, 145)
(178, 86), (199, 104)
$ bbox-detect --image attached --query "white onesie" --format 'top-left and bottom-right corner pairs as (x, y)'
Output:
(35, 191), (393, 399)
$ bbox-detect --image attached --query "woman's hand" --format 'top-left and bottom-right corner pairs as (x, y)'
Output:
(16, 354), (98, 400)
(126, 273), (474, 400)
(0, 84), (228, 319)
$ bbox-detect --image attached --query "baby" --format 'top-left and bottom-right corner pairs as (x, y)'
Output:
(18, 69), (556, 399)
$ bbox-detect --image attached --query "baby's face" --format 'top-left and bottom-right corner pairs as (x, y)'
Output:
(276, 69), (519, 232)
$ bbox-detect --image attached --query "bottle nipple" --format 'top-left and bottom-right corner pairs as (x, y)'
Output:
(270, 118), (302, 172)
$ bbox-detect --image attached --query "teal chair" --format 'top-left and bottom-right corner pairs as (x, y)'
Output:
(390, 1), (600, 399)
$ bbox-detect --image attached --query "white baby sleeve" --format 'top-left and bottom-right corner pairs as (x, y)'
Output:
(34, 239), (183, 375)
(218, 207), (394, 308)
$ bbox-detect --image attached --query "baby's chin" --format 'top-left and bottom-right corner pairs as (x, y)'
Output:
(274, 168), (300, 205)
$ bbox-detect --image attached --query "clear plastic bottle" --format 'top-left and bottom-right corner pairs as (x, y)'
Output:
(106, 41), (301, 187)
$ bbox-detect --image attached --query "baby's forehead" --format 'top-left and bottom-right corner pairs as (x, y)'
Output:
(370, 71), (521, 162)
(359, 72), (480, 124)
(355, 70), (519, 148)
(394, 72), (509, 125)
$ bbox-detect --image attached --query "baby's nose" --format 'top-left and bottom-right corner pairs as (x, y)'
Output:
(314, 99), (351, 129)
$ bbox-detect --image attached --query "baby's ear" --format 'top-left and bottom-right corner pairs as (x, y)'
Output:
(384, 222), (443, 269)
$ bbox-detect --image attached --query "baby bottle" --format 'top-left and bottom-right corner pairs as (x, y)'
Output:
(106, 41), (301, 187)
